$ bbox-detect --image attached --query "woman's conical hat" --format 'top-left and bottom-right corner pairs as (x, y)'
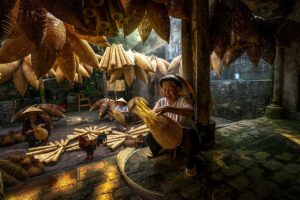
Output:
(115, 98), (127, 104)
(20, 107), (44, 118)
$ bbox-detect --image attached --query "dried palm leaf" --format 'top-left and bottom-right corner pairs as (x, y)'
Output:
(167, 0), (189, 20)
(149, 56), (157, 72)
(84, 64), (94, 76)
(57, 43), (76, 83)
(37, 0), (85, 29)
(13, 65), (28, 96)
(0, 0), (19, 43)
(31, 43), (57, 78)
(135, 65), (148, 84)
(55, 66), (65, 82)
(124, 67), (135, 87)
(123, 0), (147, 36)
(227, 0), (259, 44)
(246, 45), (262, 66)
(21, 56), (40, 89)
(146, 0), (170, 42)
(261, 37), (276, 65)
(138, 15), (152, 43)
(47, 68), (56, 77)
(67, 31), (99, 69)
(0, 36), (32, 64)
(222, 47), (245, 67)
(168, 55), (181, 72)
(45, 13), (66, 51)
(0, 61), (19, 84)
(75, 33), (110, 47)
(109, 70), (124, 83)
(17, 0), (48, 49)
(209, 0), (230, 59)
(78, 64), (90, 78)
(210, 51), (223, 77)
(156, 57), (167, 75)
(134, 52), (153, 72)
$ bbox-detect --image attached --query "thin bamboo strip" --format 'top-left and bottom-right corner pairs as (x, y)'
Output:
(50, 147), (64, 163)
(115, 45), (122, 69)
(39, 149), (59, 162)
(28, 145), (55, 152)
(127, 124), (148, 134)
(111, 131), (127, 135)
(65, 146), (80, 152)
(103, 47), (111, 69)
(74, 128), (87, 133)
(109, 45), (116, 71)
(107, 135), (128, 140)
(109, 138), (126, 150)
(120, 46), (134, 66)
(129, 129), (150, 136)
(66, 142), (79, 149)
(26, 146), (57, 156)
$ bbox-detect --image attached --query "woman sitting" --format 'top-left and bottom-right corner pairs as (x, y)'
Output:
(21, 107), (51, 147)
(145, 75), (200, 177)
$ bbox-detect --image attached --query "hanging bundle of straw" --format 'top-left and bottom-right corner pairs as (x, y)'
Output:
(133, 100), (182, 149)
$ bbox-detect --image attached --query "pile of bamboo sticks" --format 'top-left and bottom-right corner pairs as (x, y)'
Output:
(105, 124), (149, 150)
(26, 126), (112, 165)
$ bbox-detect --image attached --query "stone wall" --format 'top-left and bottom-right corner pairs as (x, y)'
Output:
(211, 80), (272, 121)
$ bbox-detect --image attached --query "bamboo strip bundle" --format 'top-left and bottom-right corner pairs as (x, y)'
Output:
(117, 44), (127, 66)
(128, 124), (148, 133)
(38, 148), (59, 162)
(100, 46), (111, 70)
(133, 100), (183, 149)
(26, 146), (58, 156)
(120, 45), (134, 66)
(108, 138), (126, 150)
(115, 45), (122, 69)
(28, 144), (55, 152)
(116, 148), (164, 199)
(50, 147), (64, 163)
(109, 44), (117, 71)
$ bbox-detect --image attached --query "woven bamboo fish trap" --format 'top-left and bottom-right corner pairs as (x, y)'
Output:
(133, 100), (182, 149)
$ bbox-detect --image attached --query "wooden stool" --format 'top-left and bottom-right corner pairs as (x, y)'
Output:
(76, 93), (91, 111)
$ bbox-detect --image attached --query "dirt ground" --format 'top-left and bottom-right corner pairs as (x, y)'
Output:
(0, 111), (132, 177)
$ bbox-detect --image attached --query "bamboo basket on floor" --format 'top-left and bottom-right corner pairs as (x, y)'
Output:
(133, 100), (182, 149)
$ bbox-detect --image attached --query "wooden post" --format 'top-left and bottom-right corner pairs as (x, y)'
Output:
(181, 18), (193, 86)
(191, 0), (210, 126)
(39, 78), (46, 104)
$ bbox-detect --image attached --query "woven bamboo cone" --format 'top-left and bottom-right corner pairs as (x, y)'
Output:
(84, 64), (93, 76)
(210, 51), (223, 76)
(13, 65), (28, 96)
(48, 68), (56, 77)
(150, 57), (157, 72)
(45, 13), (66, 51)
(108, 0), (124, 21)
(161, 58), (169, 71)
(57, 43), (76, 83)
(134, 65), (148, 84)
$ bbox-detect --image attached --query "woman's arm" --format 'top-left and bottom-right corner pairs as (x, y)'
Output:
(155, 106), (194, 117)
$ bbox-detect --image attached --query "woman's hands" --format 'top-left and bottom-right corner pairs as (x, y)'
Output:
(154, 106), (170, 115)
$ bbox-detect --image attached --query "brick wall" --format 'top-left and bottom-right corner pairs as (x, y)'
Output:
(211, 80), (272, 121)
